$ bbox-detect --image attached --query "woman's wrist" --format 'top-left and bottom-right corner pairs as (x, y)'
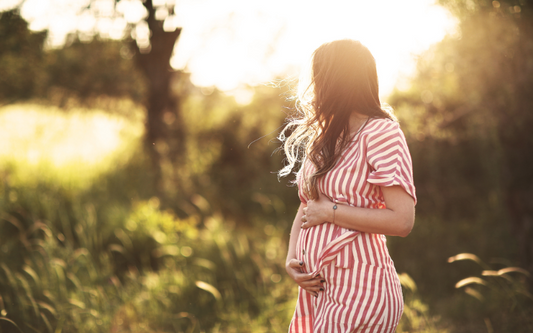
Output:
(324, 199), (336, 224)
(332, 202), (337, 225)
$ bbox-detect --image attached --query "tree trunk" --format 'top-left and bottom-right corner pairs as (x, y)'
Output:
(132, 0), (183, 195)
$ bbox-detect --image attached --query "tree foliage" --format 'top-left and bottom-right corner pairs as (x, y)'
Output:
(389, 1), (533, 330)
(0, 10), (47, 103)
(2, 0), (184, 195)
(0, 10), (145, 107)
(46, 38), (146, 104)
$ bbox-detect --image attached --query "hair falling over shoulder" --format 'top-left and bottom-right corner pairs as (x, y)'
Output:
(278, 39), (397, 200)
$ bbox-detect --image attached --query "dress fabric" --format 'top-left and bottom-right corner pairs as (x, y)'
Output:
(289, 118), (416, 333)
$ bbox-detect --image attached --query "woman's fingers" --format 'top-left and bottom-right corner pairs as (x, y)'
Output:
(301, 199), (324, 228)
(286, 259), (325, 297)
(299, 279), (322, 296)
(301, 207), (307, 223)
(302, 279), (325, 297)
(301, 282), (322, 290)
(301, 220), (315, 229)
(300, 276), (323, 284)
(287, 263), (322, 283)
(294, 274), (323, 286)
(288, 259), (304, 269)
(306, 290), (319, 297)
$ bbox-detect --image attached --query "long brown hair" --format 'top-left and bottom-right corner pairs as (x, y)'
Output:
(278, 39), (396, 199)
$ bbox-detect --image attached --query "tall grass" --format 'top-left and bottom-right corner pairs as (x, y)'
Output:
(448, 253), (533, 332)
(0, 196), (299, 332)
(0, 104), (298, 332)
(0, 103), (451, 332)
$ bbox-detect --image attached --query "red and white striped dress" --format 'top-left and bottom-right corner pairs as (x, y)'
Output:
(290, 118), (417, 333)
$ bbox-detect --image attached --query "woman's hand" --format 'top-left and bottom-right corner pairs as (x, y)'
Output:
(285, 259), (324, 297)
(301, 192), (333, 229)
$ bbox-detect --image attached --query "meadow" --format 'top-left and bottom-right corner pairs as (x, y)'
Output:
(0, 101), (451, 333)
(2, 1), (533, 331)
(1, 95), (531, 332)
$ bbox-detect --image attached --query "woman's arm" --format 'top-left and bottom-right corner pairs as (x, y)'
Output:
(286, 203), (305, 265)
(285, 203), (324, 297)
(302, 185), (415, 237)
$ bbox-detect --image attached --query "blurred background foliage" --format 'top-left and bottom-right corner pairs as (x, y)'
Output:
(1, 0), (533, 332)
(0, 10), (146, 106)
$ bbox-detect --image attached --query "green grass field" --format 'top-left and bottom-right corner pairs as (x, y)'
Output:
(2, 103), (528, 332)
(0, 103), (300, 332)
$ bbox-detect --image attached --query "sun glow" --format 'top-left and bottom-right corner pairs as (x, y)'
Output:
(0, 104), (143, 179)
(10, 0), (457, 98)
(172, 0), (457, 97)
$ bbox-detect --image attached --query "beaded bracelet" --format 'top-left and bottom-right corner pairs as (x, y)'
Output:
(332, 203), (338, 224)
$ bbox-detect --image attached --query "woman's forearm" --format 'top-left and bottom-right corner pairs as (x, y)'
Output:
(286, 203), (306, 265)
(304, 186), (415, 237)
(331, 204), (413, 237)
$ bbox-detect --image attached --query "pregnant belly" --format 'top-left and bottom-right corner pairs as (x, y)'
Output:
(296, 222), (358, 274)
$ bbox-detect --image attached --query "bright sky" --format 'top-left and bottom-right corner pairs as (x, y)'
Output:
(172, 0), (456, 97)
(2, 0), (456, 99)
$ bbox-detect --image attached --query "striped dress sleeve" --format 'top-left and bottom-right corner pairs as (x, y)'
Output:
(366, 120), (417, 204)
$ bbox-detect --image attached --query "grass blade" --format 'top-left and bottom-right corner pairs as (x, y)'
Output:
(195, 281), (222, 301)
(0, 317), (24, 333)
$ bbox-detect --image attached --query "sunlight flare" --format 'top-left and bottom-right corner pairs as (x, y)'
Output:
(15, 0), (456, 97)
(172, 0), (457, 96)
(0, 104), (143, 185)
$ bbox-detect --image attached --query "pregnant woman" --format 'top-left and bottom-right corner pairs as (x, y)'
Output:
(279, 40), (417, 333)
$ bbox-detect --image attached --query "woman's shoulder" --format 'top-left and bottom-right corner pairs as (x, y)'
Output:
(362, 117), (400, 137)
